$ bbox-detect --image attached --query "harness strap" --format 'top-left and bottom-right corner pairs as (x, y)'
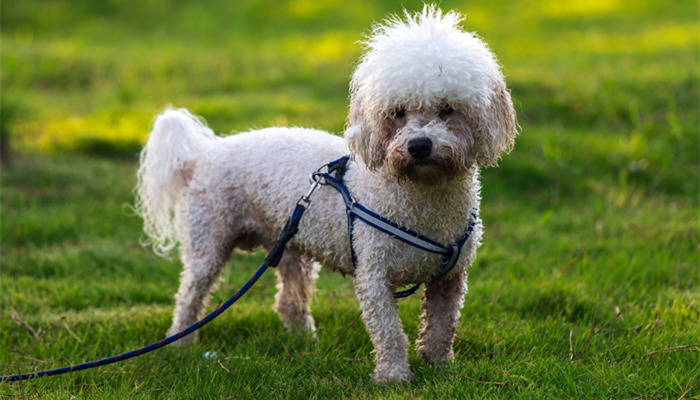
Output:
(320, 156), (478, 298)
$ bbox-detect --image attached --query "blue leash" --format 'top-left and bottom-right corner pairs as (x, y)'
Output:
(1, 204), (307, 382)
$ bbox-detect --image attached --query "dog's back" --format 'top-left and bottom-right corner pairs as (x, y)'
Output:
(135, 108), (347, 257)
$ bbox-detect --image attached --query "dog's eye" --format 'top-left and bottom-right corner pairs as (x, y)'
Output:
(439, 104), (454, 116)
(394, 107), (406, 118)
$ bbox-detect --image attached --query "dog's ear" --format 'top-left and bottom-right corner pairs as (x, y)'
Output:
(345, 93), (386, 170)
(345, 97), (364, 159)
(475, 79), (518, 166)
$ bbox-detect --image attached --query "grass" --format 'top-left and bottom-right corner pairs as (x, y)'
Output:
(1, 0), (699, 398)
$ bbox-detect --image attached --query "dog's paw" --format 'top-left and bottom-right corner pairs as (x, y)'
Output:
(416, 344), (455, 366)
(372, 364), (413, 384)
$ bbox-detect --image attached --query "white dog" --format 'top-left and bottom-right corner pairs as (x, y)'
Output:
(135, 6), (517, 383)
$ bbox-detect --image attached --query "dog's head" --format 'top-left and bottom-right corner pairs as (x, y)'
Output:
(345, 6), (518, 184)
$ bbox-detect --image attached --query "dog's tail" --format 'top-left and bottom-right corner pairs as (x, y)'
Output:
(135, 108), (218, 256)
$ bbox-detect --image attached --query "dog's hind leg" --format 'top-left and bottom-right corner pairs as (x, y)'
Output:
(415, 268), (467, 365)
(167, 189), (235, 345)
(273, 251), (318, 334)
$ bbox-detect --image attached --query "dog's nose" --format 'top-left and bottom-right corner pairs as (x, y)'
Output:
(407, 137), (432, 160)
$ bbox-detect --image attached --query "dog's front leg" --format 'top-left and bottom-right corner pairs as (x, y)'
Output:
(415, 267), (467, 365)
(354, 267), (412, 383)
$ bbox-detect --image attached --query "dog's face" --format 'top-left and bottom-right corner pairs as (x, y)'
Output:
(345, 7), (518, 185)
(374, 102), (475, 184)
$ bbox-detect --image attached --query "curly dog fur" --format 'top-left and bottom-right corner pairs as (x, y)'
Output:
(135, 6), (517, 383)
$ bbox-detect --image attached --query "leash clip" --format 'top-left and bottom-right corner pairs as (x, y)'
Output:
(297, 169), (325, 206)
(297, 155), (353, 206)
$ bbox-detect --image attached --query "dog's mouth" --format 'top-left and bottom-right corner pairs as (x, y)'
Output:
(398, 159), (457, 184)
(413, 160), (436, 167)
(411, 157), (447, 169)
(385, 147), (463, 185)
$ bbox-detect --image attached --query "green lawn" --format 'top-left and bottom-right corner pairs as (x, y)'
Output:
(1, 0), (698, 399)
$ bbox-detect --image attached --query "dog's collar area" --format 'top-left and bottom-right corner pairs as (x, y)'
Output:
(326, 155), (351, 182)
(318, 155), (479, 298)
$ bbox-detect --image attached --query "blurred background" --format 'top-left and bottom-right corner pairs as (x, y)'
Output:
(1, 0), (697, 180)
